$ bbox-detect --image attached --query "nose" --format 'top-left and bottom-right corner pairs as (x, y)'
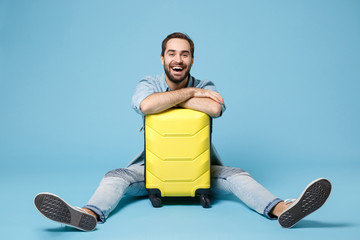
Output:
(174, 53), (182, 63)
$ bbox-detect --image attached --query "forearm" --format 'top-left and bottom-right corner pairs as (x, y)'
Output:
(178, 97), (222, 117)
(140, 88), (195, 115)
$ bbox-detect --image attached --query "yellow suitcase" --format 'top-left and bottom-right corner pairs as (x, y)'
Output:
(145, 108), (211, 208)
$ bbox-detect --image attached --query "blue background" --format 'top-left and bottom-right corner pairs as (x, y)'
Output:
(1, 0), (359, 239)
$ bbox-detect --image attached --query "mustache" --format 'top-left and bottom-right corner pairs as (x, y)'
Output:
(170, 64), (186, 67)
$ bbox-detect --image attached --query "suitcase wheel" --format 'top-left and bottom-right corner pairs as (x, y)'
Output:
(200, 194), (210, 208)
(149, 194), (162, 208)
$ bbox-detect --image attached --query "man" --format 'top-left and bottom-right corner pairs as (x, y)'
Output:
(34, 32), (332, 231)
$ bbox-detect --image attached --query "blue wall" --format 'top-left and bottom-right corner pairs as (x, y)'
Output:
(1, 0), (359, 173)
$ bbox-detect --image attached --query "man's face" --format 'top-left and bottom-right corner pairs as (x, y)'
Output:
(161, 38), (194, 84)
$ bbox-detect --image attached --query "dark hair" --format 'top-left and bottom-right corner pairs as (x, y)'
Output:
(161, 32), (194, 57)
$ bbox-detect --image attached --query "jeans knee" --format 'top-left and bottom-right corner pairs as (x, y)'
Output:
(211, 166), (249, 179)
(104, 168), (142, 182)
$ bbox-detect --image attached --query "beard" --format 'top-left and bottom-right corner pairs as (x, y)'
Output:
(164, 65), (191, 84)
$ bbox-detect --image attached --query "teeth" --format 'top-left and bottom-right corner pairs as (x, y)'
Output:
(172, 67), (183, 70)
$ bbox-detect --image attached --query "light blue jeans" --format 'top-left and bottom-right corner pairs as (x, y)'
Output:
(84, 165), (282, 223)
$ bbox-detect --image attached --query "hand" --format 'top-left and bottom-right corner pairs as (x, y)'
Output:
(191, 88), (224, 105)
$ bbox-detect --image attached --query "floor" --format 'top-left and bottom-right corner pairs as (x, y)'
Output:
(3, 162), (359, 240)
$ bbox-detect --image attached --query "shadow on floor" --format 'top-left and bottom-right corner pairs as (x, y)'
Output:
(44, 225), (98, 232)
(293, 219), (356, 229)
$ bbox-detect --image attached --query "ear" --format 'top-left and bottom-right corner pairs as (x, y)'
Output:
(160, 54), (164, 66)
(191, 56), (194, 67)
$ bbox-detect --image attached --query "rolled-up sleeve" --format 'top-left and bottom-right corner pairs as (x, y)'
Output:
(131, 78), (156, 116)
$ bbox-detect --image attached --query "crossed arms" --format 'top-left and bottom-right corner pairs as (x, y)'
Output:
(140, 87), (224, 118)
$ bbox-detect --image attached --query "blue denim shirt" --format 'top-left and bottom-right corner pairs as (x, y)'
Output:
(127, 73), (226, 167)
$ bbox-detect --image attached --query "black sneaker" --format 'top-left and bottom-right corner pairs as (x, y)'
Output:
(278, 178), (332, 228)
(34, 193), (97, 231)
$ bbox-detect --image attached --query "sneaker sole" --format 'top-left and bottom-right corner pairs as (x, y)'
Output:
(278, 178), (332, 228)
(34, 193), (97, 231)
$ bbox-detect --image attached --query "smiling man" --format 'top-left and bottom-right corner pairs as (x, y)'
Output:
(34, 32), (332, 231)
(140, 35), (223, 117)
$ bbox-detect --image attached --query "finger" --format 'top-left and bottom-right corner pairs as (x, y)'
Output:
(214, 92), (224, 104)
(209, 91), (224, 105)
(194, 89), (224, 104)
(209, 94), (223, 105)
